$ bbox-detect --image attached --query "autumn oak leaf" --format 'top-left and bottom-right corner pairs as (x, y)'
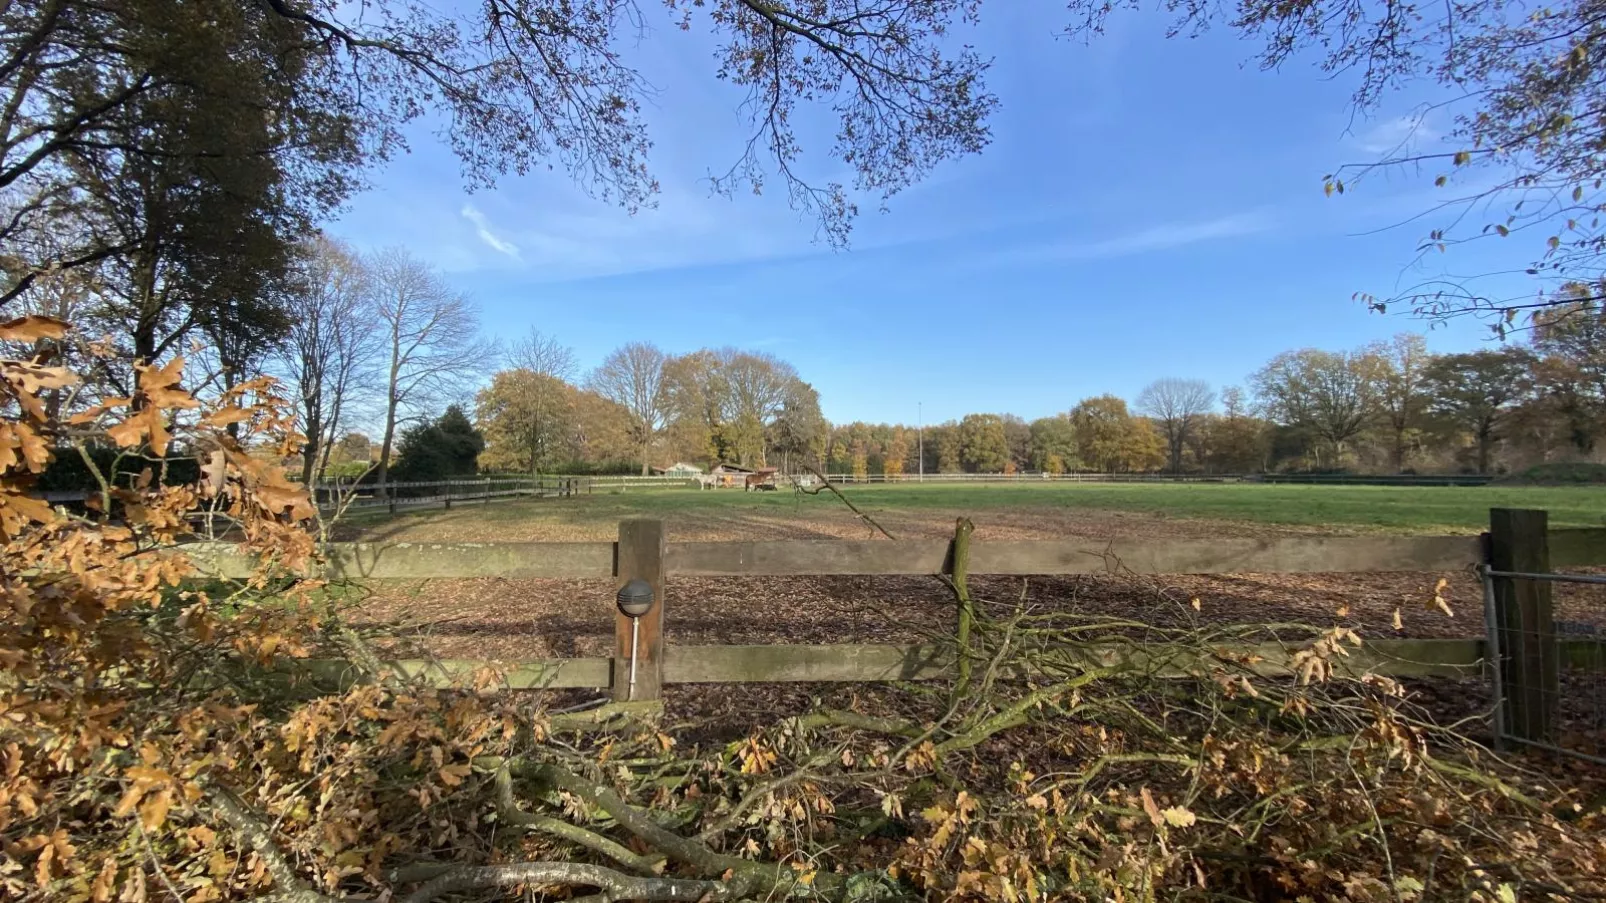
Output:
(0, 315), (69, 342)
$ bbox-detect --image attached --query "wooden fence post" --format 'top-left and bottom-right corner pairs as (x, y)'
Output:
(614, 519), (666, 701)
(1488, 508), (1558, 742)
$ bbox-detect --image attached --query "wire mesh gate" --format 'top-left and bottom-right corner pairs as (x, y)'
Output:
(1479, 508), (1606, 764)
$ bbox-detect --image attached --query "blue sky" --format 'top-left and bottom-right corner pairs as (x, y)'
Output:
(328, 3), (1537, 425)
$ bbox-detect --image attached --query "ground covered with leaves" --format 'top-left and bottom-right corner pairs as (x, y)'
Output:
(347, 565), (1606, 666)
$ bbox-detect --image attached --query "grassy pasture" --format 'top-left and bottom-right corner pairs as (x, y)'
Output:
(343, 480), (1606, 543)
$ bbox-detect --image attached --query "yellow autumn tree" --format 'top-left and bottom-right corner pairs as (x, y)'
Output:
(476, 368), (577, 473)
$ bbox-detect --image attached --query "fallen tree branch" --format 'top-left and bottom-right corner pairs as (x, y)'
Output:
(398, 861), (732, 903)
(549, 700), (663, 733)
(203, 783), (332, 903)
(509, 759), (841, 897)
(935, 667), (1118, 756)
(798, 464), (897, 540)
(792, 709), (921, 737)
(494, 765), (666, 874)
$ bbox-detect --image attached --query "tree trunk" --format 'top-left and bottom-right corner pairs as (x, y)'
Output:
(300, 406), (321, 486)
(318, 390), (344, 483)
(1477, 423), (1493, 475)
(1393, 425), (1407, 473)
(378, 336), (402, 496)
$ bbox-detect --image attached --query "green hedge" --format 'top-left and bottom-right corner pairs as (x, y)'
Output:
(37, 446), (201, 492)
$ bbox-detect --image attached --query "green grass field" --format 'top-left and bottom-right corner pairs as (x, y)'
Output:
(385, 481), (1606, 536)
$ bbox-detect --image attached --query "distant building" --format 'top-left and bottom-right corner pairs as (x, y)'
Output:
(707, 463), (755, 488)
(653, 462), (704, 477)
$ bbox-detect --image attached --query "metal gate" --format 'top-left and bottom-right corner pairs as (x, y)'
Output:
(1479, 561), (1606, 764)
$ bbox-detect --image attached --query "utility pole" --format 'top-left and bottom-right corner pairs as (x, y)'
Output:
(918, 401), (924, 483)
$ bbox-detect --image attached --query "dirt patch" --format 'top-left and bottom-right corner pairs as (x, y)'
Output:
(344, 567), (1606, 661)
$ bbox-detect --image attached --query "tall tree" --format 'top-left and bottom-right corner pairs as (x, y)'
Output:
(767, 381), (827, 473)
(1424, 349), (1537, 474)
(276, 238), (378, 484)
(883, 428), (912, 477)
(369, 248), (483, 491)
(0, 0), (361, 309)
(1136, 378), (1214, 473)
(392, 406), (485, 482)
(659, 348), (812, 468)
(718, 349), (798, 467)
(565, 389), (639, 470)
(1000, 414), (1032, 472)
(495, 329), (579, 472)
(1252, 349), (1383, 468)
(1531, 284), (1606, 452)
(662, 350), (729, 464)
(1069, 396), (1158, 473)
(476, 370), (578, 474)
(1372, 334), (1433, 472)
(1211, 387), (1271, 473)
(958, 414), (1011, 473)
(923, 422), (962, 474)
(508, 329), (579, 382)
(1028, 416), (1077, 472)
(589, 343), (669, 474)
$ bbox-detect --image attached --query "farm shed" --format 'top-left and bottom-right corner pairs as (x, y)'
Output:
(653, 462), (704, 477)
(707, 463), (755, 488)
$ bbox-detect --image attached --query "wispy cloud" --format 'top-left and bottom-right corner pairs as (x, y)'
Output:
(1009, 210), (1275, 264)
(1075, 211), (1272, 258)
(1351, 115), (1439, 156)
(461, 205), (521, 259)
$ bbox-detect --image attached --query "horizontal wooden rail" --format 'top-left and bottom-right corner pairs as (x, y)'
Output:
(270, 638), (1606, 690)
(185, 530), (1606, 580)
(185, 541), (617, 580)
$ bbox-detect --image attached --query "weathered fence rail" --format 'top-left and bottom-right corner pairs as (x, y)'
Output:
(300, 637), (1519, 690)
(192, 513), (1606, 737)
(313, 476), (590, 514)
(188, 530), (1606, 581)
(570, 472), (1496, 487)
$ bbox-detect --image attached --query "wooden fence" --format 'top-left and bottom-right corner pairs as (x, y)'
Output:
(313, 476), (590, 514)
(817, 472), (1495, 487)
(565, 472), (1496, 488)
(190, 509), (1606, 712)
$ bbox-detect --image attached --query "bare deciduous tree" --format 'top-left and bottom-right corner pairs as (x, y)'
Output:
(1136, 378), (1215, 473)
(1425, 348), (1538, 474)
(369, 248), (484, 491)
(507, 329), (578, 381)
(276, 237), (379, 485)
(588, 342), (669, 474)
(1371, 334), (1432, 472)
(716, 349), (798, 467)
(1252, 350), (1384, 468)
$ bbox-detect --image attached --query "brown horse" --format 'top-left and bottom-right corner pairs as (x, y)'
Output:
(743, 469), (779, 491)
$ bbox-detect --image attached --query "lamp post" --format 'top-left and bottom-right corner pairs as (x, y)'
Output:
(918, 401), (924, 483)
